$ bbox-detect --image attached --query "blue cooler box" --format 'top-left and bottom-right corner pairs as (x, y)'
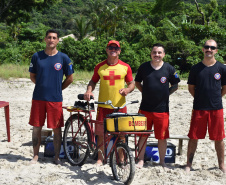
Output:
(44, 136), (116, 159)
(144, 142), (176, 163)
(44, 136), (74, 159)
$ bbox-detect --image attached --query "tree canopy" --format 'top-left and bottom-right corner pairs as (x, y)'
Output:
(0, 0), (225, 74)
(0, 0), (62, 24)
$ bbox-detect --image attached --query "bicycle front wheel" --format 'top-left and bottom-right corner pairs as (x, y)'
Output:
(63, 114), (90, 166)
(110, 143), (135, 185)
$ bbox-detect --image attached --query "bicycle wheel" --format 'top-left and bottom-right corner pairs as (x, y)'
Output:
(110, 143), (135, 185)
(63, 114), (90, 166)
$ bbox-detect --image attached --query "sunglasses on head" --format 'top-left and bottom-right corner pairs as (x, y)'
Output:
(108, 46), (120, 51)
(204, 45), (217, 50)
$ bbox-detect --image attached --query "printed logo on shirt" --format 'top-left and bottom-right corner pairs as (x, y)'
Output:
(174, 72), (179, 78)
(68, 62), (73, 70)
(29, 63), (33, 68)
(214, 73), (221, 80)
(54, 63), (62, 71)
(160, 77), (167, 83)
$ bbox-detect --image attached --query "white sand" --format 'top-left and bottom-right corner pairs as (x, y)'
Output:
(0, 78), (226, 185)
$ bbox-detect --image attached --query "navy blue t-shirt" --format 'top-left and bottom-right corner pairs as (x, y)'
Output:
(29, 51), (74, 102)
(135, 62), (180, 112)
(187, 61), (226, 110)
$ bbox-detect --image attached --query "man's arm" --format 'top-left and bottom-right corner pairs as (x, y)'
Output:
(188, 84), (195, 97)
(119, 81), (135, 96)
(30, 72), (36, 84)
(84, 80), (96, 100)
(135, 81), (143, 93)
(221, 85), (226, 97)
(169, 84), (178, 95)
(62, 74), (73, 90)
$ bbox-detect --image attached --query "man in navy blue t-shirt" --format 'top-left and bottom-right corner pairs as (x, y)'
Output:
(185, 39), (226, 173)
(29, 29), (74, 165)
(135, 43), (180, 169)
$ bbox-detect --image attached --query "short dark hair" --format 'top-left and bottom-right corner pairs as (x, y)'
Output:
(45, 29), (60, 38)
(204, 39), (218, 48)
(152, 43), (165, 52)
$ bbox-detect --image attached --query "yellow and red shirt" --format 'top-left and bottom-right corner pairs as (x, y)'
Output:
(92, 59), (133, 109)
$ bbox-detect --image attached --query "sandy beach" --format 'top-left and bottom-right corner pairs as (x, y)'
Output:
(0, 78), (226, 185)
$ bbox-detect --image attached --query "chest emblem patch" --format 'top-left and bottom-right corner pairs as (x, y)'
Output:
(54, 63), (62, 71)
(160, 77), (167, 83)
(103, 71), (121, 86)
(214, 73), (221, 80)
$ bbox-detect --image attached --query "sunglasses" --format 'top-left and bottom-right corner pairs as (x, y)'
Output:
(203, 45), (217, 50)
(108, 46), (120, 51)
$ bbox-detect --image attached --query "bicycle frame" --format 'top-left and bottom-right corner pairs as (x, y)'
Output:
(63, 103), (153, 164)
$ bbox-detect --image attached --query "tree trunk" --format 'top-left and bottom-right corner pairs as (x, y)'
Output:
(194, 0), (205, 25)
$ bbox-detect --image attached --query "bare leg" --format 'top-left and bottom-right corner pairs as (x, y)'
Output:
(118, 136), (125, 159)
(96, 135), (104, 165)
(31, 126), (42, 164)
(136, 136), (148, 169)
(215, 140), (226, 173)
(96, 135), (125, 166)
(53, 127), (62, 165)
(185, 139), (198, 172)
(158, 139), (168, 170)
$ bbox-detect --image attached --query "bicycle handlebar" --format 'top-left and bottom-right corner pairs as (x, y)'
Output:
(78, 94), (94, 100)
(77, 94), (138, 109)
(95, 99), (139, 110)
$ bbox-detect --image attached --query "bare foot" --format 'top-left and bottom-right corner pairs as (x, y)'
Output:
(136, 160), (144, 169)
(184, 165), (191, 173)
(220, 166), (226, 173)
(95, 160), (103, 167)
(54, 159), (63, 165)
(160, 162), (170, 171)
(30, 155), (38, 164)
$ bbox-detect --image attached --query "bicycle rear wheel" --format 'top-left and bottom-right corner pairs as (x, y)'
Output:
(63, 114), (90, 166)
(110, 143), (135, 185)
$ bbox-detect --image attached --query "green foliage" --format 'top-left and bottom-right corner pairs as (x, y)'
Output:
(0, 0), (62, 25)
(0, 64), (30, 79)
(60, 37), (108, 70)
(1, 0), (226, 75)
(152, 0), (184, 15)
(18, 23), (49, 42)
(60, 38), (150, 72)
(0, 41), (45, 65)
(72, 16), (93, 41)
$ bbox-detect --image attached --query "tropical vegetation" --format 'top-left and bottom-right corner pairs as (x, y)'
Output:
(0, 0), (225, 75)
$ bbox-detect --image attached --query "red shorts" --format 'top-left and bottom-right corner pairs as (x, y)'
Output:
(139, 110), (169, 139)
(188, 109), (225, 140)
(95, 106), (127, 136)
(29, 100), (64, 129)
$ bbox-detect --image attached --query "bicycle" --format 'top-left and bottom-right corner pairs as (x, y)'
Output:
(62, 94), (153, 185)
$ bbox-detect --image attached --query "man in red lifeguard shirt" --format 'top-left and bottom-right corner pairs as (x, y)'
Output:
(84, 40), (135, 165)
